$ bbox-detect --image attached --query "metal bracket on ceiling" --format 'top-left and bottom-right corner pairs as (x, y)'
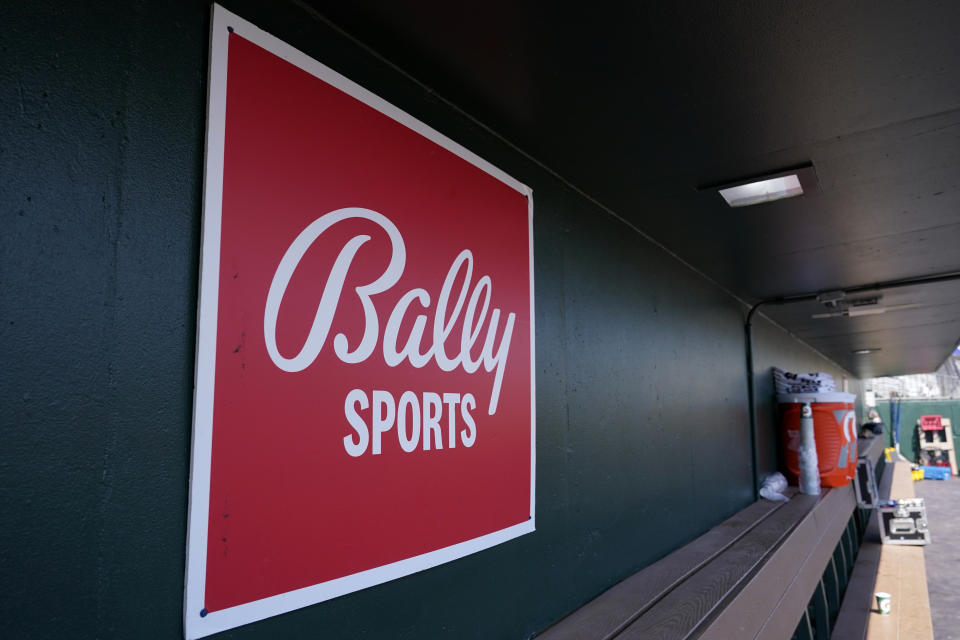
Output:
(816, 290), (846, 308)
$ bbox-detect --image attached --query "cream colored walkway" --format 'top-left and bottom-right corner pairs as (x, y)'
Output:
(834, 459), (933, 639)
(914, 474), (960, 639)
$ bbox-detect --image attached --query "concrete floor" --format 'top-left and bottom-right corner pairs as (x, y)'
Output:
(914, 476), (960, 639)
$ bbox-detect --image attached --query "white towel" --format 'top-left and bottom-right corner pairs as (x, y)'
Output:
(773, 367), (836, 394)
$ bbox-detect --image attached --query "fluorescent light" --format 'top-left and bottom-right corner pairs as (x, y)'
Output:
(812, 306), (886, 319)
(719, 174), (803, 207)
(846, 305), (887, 317)
(852, 348), (881, 355)
(812, 298), (889, 319)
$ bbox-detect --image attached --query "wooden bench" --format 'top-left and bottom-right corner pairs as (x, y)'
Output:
(832, 454), (934, 639)
(537, 438), (884, 640)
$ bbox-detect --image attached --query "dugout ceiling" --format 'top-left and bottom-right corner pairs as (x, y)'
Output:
(305, 0), (960, 378)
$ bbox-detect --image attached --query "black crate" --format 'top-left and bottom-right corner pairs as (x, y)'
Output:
(878, 498), (930, 545)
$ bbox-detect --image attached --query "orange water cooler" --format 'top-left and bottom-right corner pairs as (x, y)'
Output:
(778, 392), (857, 488)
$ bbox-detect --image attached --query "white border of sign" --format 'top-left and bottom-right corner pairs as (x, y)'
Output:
(184, 5), (536, 638)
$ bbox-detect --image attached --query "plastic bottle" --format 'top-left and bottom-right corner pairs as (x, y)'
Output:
(798, 401), (821, 495)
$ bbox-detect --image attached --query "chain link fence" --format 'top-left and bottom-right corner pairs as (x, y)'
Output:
(866, 352), (960, 400)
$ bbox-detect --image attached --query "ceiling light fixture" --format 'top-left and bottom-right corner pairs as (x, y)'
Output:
(846, 305), (887, 317)
(811, 299), (922, 319)
(705, 163), (819, 208)
(813, 296), (884, 318)
(812, 307), (885, 319)
(852, 348), (881, 355)
(719, 175), (803, 207)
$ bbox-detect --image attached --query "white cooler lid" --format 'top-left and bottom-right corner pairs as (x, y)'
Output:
(776, 392), (857, 404)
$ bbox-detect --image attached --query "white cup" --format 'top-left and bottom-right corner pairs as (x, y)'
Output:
(875, 591), (892, 615)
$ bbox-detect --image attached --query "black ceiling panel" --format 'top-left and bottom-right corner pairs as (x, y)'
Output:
(306, 0), (960, 376)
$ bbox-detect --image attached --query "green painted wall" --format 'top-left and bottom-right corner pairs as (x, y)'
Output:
(875, 399), (960, 465)
(1, 1), (858, 638)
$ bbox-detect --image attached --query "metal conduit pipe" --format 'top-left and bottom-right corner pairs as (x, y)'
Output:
(744, 270), (960, 501)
